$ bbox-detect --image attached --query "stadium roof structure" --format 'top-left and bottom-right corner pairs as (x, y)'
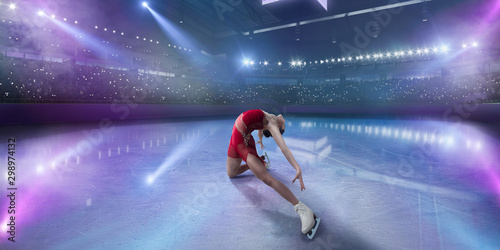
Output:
(143, 0), (492, 56)
(151, 0), (431, 38)
(2, 0), (496, 57)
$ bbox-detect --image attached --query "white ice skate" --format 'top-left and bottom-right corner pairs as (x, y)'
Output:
(294, 201), (321, 239)
(260, 152), (271, 169)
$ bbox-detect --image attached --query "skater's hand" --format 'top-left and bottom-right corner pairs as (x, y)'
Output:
(257, 140), (265, 150)
(292, 170), (306, 191)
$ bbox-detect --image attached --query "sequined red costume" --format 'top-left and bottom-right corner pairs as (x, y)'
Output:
(228, 109), (266, 165)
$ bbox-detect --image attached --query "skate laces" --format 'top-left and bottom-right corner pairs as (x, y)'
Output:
(294, 202), (310, 219)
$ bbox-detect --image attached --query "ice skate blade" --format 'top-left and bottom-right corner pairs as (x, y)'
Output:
(306, 217), (321, 240)
(264, 152), (270, 167)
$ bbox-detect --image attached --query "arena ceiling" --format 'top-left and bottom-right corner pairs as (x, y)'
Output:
(144, 0), (487, 56)
(3, 0), (495, 57)
(153, 0), (429, 38)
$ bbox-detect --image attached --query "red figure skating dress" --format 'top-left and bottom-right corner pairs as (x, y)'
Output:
(227, 109), (266, 165)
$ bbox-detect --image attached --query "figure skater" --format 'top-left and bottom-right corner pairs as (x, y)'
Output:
(226, 109), (320, 239)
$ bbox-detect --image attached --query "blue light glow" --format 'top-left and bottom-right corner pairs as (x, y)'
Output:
(146, 6), (197, 53)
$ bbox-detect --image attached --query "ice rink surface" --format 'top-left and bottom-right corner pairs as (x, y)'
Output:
(1, 115), (500, 249)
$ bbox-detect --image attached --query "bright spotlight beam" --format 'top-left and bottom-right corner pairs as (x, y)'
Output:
(142, 2), (148, 8)
(145, 7), (197, 52)
(48, 17), (120, 60)
(147, 133), (203, 185)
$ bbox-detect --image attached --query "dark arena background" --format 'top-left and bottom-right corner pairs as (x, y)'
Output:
(1, 0), (500, 249)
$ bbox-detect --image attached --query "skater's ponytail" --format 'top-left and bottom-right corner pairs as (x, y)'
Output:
(263, 128), (285, 138)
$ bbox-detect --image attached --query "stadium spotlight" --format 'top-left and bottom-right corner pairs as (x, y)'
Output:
(264, 61), (268, 66)
(291, 61), (296, 66)
(243, 59), (249, 66)
(37, 10), (45, 16)
(386, 52), (391, 57)
(278, 61), (282, 66)
(441, 45), (449, 53)
(446, 136), (454, 147)
(462, 43), (468, 48)
(36, 165), (44, 174)
(416, 49), (422, 54)
(472, 42), (478, 47)
(348, 57), (352, 61)
(142, 2), (148, 8)
(475, 141), (482, 150)
(250, 60), (254, 65)
(9, 3), (16, 10)
(424, 48), (430, 53)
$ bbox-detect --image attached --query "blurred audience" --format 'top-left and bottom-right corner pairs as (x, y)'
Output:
(1, 56), (499, 105)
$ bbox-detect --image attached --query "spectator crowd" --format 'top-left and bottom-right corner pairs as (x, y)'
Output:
(1, 56), (499, 105)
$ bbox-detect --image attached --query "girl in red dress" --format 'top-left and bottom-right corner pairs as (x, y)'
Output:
(227, 109), (319, 238)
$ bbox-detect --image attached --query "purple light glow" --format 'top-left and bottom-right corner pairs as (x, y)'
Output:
(470, 0), (500, 43)
(484, 0), (500, 22)
(489, 169), (500, 201)
(0, 129), (121, 244)
(48, 17), (121, 60)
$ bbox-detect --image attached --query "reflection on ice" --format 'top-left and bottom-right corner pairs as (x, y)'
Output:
(0, 116), (498, 249)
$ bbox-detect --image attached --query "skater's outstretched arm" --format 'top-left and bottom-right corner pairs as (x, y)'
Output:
(257, 129), (265, 150)
(268, 124), (306, 191)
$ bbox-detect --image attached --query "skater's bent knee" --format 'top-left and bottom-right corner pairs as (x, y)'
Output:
(227, 171), (237, 178)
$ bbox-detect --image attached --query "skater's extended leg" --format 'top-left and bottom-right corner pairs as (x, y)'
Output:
(227, 157), (250, 177)
(246, 154), (299, 205)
